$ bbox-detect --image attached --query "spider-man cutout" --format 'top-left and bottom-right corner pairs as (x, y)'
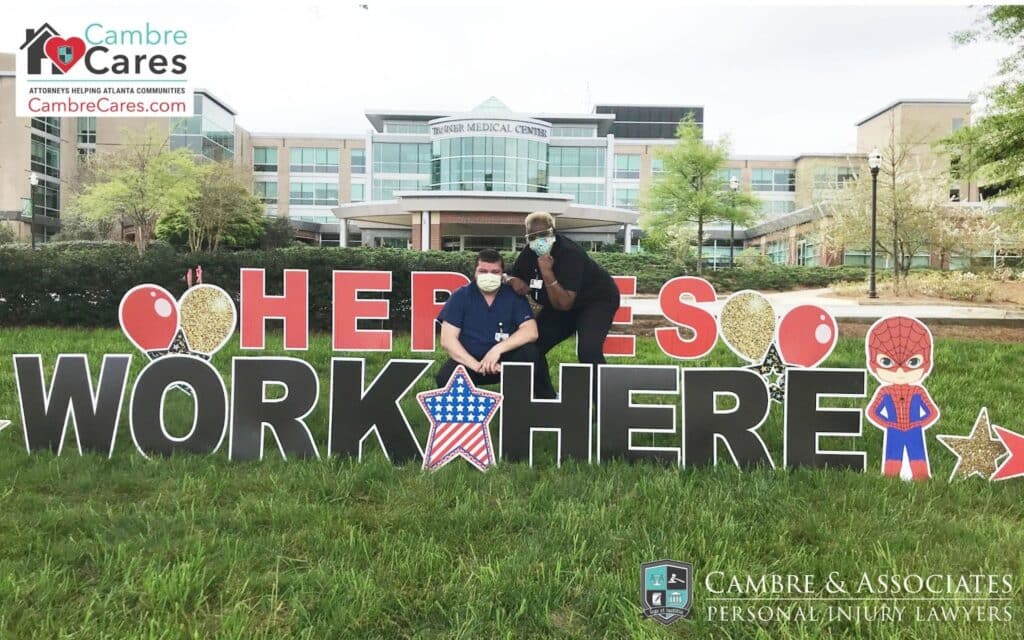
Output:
(865, 316), (939, 480)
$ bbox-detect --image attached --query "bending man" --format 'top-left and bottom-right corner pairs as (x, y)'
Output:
(507, 212), (620, 396)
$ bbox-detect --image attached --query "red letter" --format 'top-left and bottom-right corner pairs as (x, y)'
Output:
(603, 276), (636, 356)
(656, 276), (718, 359)
(240, 268), (309, 350)
(332, 270), (392, 351)
(410, 272), (470, 352)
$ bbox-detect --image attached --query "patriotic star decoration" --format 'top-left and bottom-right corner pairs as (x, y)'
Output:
(416, 366), (502, 472)
(991, 421), (1024, 482)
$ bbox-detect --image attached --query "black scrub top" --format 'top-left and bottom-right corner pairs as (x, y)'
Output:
(510, 233), (619, 310)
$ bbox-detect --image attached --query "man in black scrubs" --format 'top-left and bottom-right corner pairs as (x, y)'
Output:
(507, 212), (620, 396)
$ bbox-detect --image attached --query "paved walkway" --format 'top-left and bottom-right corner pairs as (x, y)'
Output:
(628, 288), (1024, 321)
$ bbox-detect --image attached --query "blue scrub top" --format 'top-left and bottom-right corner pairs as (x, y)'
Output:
(437, 283), (535, 360)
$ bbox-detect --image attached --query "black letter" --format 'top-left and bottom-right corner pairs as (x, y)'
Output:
(14, 354), (130, 456)
(230, 357), (320, 461)
(598, 365), (680, 465)
(499, 363), (591, 465)
(84, 45), (109, 74)
(683, 368), (773, 468)
(328, 358), (431, 463)
(130, 356), (227, 457)
(784, 369), (867, 470)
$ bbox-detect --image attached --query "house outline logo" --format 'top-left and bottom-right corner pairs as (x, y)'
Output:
(20, 23), (63, 75)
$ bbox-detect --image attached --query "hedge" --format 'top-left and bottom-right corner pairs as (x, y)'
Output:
(0, 243), (867, 329)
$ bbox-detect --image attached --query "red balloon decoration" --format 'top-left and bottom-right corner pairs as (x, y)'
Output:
(118, 285), (179, 351)
(777, 305), (837, 368)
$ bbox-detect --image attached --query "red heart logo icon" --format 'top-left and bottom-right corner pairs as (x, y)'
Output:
(43, 36), (86, 74)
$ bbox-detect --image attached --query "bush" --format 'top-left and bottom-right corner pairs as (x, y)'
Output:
(913, 272), (994, 301)
(832, 270), (997, 302)
(706, 264), (868, 292)
(0, 244), (871, 329)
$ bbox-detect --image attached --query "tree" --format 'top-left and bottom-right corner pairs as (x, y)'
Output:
(944, 7), (1024, 206)
(260, 216), (296, 249)
(155, 161), (264, 251)
(50, 211), (118, 242)
(641, 120), (760, 272)
(70, 127), (200, 254)
(931, 204), (1003, 269)
(636, 222), (694, 263)
(822, 113), (957, 281)
(0, 223), (16, 245)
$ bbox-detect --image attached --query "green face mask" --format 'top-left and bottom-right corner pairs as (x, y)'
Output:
(476, 273), (502, 293)
(529, 236), (554, 256)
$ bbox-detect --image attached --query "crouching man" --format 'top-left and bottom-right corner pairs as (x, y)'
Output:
(436, 248), (556, 398)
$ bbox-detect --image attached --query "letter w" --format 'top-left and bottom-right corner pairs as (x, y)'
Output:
(13, 355), (131, 456)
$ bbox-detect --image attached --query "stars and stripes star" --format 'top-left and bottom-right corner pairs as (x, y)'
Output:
(416, 366), (502, 471)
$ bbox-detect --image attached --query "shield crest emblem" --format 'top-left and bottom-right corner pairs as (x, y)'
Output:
(640, 559), (692, 624)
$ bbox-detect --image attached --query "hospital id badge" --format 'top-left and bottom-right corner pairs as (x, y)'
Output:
(530, 279), (543, 290)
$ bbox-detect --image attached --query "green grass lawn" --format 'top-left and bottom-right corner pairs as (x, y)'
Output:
(0, 327), (1022, 639)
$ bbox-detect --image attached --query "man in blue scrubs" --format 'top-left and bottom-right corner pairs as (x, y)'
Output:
(436, 249), (555, 398)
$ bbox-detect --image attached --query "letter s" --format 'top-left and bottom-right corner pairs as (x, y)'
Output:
(656, 276), (718, 359)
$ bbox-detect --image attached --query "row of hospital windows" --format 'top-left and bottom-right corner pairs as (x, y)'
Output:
(254, 178), (627, 207)
(252, 146), (682, 187)
(250, 145), (855, 197)
(760, 243), (938, 268)
(760, 241), (822, 266)
(254, 181), (366, 206)
(253, 147), (367, 174)
(252, 177), (796, 214)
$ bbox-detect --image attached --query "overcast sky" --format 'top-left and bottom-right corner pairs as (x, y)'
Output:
(5, 1), (1011, 155)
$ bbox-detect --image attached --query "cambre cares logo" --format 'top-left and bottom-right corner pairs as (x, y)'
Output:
(20, 22), (189, 76)
(16, 21), (194, 117)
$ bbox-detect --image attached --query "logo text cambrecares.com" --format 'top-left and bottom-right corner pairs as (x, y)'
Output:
(16, 22), (194, 117)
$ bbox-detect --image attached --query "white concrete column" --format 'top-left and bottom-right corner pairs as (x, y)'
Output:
(420, 211), (430, 251)
(624, 223), (634, 253)
(605, 135), (615, 206)
(340, 219), (348, 248)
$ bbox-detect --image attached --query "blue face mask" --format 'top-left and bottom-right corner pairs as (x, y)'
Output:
(529, 236), (554, 256)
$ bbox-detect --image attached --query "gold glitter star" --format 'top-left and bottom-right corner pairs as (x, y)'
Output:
(937, 407), (1007, 482)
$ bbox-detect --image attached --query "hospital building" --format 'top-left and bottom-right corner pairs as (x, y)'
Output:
(1, 51), (986, 267)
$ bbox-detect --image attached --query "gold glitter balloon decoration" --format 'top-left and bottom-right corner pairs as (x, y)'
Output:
(719, 290), (776, 362)
(937, 407), (1008, 482)
(179, 284), (237, 355)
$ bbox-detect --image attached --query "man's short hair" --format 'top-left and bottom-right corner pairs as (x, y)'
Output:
(525, 211), (555, 230)
(477, 248), (504, 268)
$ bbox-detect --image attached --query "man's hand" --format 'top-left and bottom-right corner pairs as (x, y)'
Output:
(480, 345), (504, 375)
(507, 276), (529, 296)
(538, 254), (554, 277)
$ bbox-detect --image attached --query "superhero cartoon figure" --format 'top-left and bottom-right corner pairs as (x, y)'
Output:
(865, 316), (939, 480)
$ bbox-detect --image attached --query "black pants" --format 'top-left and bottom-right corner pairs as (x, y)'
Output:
(436, 342), (556, 398)
(533, 302), (620, 396)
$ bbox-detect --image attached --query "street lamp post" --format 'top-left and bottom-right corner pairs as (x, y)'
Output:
(729, 175), (739, 268)
(28, 172), (39, 250)
(867, 148), (881, 299)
